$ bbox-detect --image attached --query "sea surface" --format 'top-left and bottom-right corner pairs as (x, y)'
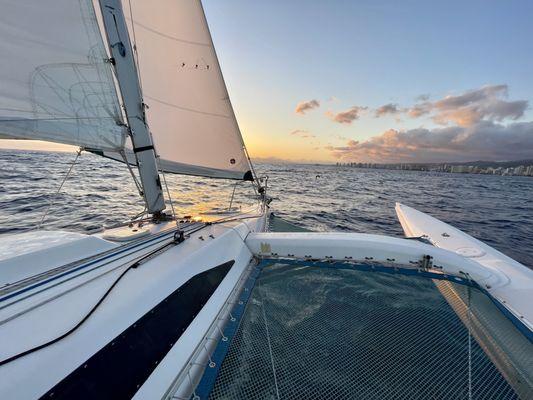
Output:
(0, 149), (531, 268)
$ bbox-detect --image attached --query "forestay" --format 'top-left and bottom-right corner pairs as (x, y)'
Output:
(117, 0), (252, 180)
(0, 0), (125, 151)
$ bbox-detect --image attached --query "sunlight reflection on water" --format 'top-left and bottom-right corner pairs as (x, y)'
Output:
(0, 150), (531, 267)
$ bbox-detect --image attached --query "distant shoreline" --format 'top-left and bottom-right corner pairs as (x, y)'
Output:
(1, 148), (532, 177)
(335, 161), (533, 177)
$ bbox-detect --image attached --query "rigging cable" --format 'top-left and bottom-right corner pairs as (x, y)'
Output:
(127, 0), (144, 92)
(0, 211), (264, 367)
(158, 156), (180, 231)
(126, 0), (176, 230)
(120, 149), (144, 198)
(38, 147), (82, 229)
(228, 181), (240, 211)
(466, 274), (473, 400)
(243, 145), (260, 196)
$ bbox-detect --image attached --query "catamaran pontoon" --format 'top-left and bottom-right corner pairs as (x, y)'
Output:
(0, 1), (531, 399)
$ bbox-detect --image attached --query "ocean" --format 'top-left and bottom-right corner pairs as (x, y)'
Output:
(0, 149), (531, 268)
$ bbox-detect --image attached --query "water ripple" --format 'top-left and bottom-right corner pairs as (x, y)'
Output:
(0, 150), (531, 268)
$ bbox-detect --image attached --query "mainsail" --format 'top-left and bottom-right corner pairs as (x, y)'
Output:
(116, 0), (253, 180)
(0, 0), (125, 151)
(0, 0), (252, 180)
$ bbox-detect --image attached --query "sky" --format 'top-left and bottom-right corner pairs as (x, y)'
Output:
(2, 0), (533, 163)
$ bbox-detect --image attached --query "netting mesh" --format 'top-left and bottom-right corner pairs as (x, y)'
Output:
(205, 263), (528, 399)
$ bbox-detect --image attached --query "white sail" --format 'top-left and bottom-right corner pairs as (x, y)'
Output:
(120, 0), (252, 180)
(0, 0), (125, 151)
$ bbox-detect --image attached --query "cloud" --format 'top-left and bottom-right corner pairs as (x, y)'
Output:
(407, 103), (431, 118)
(295, 99), (320, 115)
(375, 103), (400, 118)
(327, 106), (367, 124)
(335, 134), (349, 141)
(290, 129), (316, 138)
(407, 85), (528, 126)
(416, 94), (430, 102)
(252, 155), (329, 164)
(327, 121), (533, 163)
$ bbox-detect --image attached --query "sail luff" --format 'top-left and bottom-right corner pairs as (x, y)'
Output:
(197, 0), (255, 180)
(122, 0), (253, 181)
(198, 0), (245, 151)
(98, 0), (165, 214)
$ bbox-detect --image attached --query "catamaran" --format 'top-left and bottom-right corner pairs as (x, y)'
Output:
(0, 1), (531, 399)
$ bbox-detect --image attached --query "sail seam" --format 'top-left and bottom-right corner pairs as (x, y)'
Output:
(0, 116), (119, 122)
(143, 95), (230, 118)
(131, 20), (211, 47)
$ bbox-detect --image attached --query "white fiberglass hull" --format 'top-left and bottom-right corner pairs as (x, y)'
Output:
(0, 208), (267, 399)
(395, 202), (533, 332)
(0, 204), (531, 399)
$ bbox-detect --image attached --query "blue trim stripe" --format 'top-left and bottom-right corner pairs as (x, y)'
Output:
(486, 291), (533, 343)
(262, 258), (480, 287)
(194, 262), (264, 400)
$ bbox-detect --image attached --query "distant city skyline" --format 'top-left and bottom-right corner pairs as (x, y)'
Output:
(2, 0), (533, 163)
(336, 160), (533, 177)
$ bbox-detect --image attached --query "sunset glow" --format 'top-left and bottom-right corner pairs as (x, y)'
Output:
(2, 0), (533, 163)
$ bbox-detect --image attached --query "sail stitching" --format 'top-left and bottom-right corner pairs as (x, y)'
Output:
(131, 20), (211, 47)
(0, 116), (119, 122)
(143, 95), (231, 118)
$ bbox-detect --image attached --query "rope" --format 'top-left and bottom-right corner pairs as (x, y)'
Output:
(459, 271), (474, 400)
(127, 0), (143, 92)
(120, 149), (144, 198)
(243, 145), (260, 196)
(130, 206), (148, 223)
(127, 0), (174, 228)
(0, 235), (181, 367)
(467, 280), (473, 400)
(0, 264), (133, 367)
(259, 282), (280, 400)
(228, 181), (239, 211)
(158, 156), (180, 230)
(38, 148), (82, 229)
(162, 170), (178, 226)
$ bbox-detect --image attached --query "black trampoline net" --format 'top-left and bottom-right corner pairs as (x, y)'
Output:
(202, 262), (532, 400)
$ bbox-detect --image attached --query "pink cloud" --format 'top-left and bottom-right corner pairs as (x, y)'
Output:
(407, 85), (528, 126)
(326, 106), (367, 124)
(290, 129), (316, 138)
(327, 121), (533, 163)
(375, 103), (400, 117)
(295, 99), (320, 115)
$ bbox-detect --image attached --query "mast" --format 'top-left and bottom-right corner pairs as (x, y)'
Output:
(98, 0), (165, 215)
(96, 0), (253, 181)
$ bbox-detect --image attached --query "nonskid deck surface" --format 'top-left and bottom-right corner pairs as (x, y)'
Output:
(197, 261), (532, 400)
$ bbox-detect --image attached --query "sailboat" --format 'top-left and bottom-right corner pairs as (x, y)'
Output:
(0, 1), (531, 399)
